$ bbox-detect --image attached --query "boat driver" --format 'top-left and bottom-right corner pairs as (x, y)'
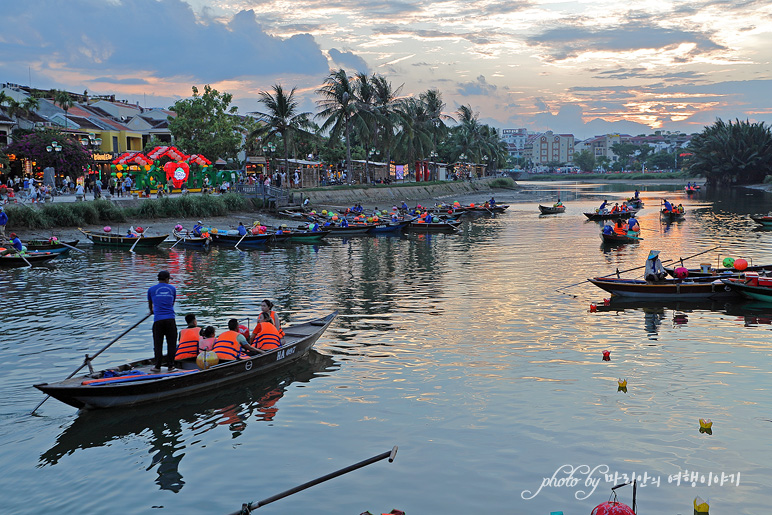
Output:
(645, 250), (666, 282)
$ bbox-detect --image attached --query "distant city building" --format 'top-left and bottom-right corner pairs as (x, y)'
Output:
(523, 130), (575, 166)
(501, 128), (528, 158)
(574, 132), (692, 164)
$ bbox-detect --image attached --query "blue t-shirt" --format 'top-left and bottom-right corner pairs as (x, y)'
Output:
(147, 283), (176, 322)
(238, 225), (247, 236)
(664, 201), (672, 211)
(0, 212), (7, 226)
(11, 237), (22, 251)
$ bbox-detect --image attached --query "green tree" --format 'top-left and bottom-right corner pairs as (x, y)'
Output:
(573, 149), (596, 171)
(420, 88), (453, 179)
(168, 85), (243, 161)
(371, 75), (402, 172)
(610, 142), (638, 170)
(250, 84), (312, 177)
(317, 69), (359, 181)
(4, 130), (91, 177)
(52, 90), (74, 129)
(688, 118), (772, 186)
(645, 150), (676, 170)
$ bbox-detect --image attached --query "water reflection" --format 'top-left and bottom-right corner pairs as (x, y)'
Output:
(39, 350), (336, 491)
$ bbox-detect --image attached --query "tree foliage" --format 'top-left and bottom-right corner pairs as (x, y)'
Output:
(688, 118), (772, 186)
(573, 149), (595, 171)
(4, 129), (91, 177)
(168, 85), (243, 161)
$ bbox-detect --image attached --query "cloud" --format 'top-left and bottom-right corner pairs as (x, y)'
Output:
(0, 1), (330, 84)
(457, 75), (497, 96)
(90, 77), (151, 85)
(328, 48), (370, 73)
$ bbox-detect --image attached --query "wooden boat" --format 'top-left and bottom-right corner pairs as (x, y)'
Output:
(209, 232), (273, 248)
(172, 230), (210, 248)
(583, 210), (637, 221)
(369, 220), (412, 234)
(34, 312), (337, 410)
(407, 220), (461, 232)
(272, 229), (330, 243)
(464, 204), (508, 214)
(26, 239), (79, 255)
(0, 251), (58, 267)
(661, 209), (685, 222)
(539, 204), (565, 214)
(600, 232), (641, 245)
(588, 277), (738, 300)
(625, 198), (644, 209)
(750, 215), (772, 227)
(664, 264), (771, 278)
(721, 276), (772, 302)
(79, 228), (169, 248)
(326, 224), (375, 236)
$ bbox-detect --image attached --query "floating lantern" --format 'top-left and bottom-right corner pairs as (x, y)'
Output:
(699, 418), (713, 429)
(602, 350), (611, 361)
(470, 203), (475, 208)
(734, 258), (748, 271)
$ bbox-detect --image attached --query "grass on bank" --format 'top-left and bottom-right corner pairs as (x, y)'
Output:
(300, 176), (516, 192)
(5, 193), (259, 230)
(520, 171), (694, 181)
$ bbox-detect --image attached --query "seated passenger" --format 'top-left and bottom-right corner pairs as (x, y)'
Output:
(613, 219), (627, 235)
(174, 313), (201, 361)
(340, 218), (349, 228)
(192, 221), (204, 237)
(645, 250), (666, 282)
(237, 222), (247, 236)
(199, 325), (216, 351)
(249, 311), (283, 351)
(213, 319), (261, 361)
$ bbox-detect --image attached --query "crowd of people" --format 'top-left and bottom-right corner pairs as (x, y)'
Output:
(147, 270), (286, 372)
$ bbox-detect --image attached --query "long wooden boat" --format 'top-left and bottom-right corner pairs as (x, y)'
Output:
(664, 264), (770, 279)
(79, 229), (169, 248)
(721, 277), (772, 302)
(464, 204), (508, 214)
(272, 229), (330, 243)
(600, 232), (641, 245)
(34, 312), (337, 410)
(26, 239), (79, 255)
(661, 209), (685, 222)
(750, 215), (772, 227)
(326, 224), (376, 236)
(685, 186), (697, 194)
(209, 232), (273, 248)
(369, 220), (412, 234)
(172, 230), (210, 248)
(588, 277), (738, 300)
(539, 205), (565, 214)
(0, 251), (58, 267)
(407, 220), (461, 233)
(625, 199), (644, 209)
(583, 210), (637, 221)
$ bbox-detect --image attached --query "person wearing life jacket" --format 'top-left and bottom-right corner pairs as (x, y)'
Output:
(213, 319), (261, 361)
(174, 313), (201, 361)
(610, 203), (620, 214)
(613, 219), (627, 236)
(259, 299), (285, 341)
(249, 311), (283, 351)
(553, 198), (563, 208)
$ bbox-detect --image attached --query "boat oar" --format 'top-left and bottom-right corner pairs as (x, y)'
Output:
(57, 241), (86, 253)
(1, 236), (33, 267)
(129, 236), (141, 253)
(170, 236), (184, 249)
(231, 446), (398, 514)
(235, 231), (248, 250)
(30, 312), (152, 415)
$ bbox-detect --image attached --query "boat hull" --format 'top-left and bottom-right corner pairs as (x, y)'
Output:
(82, 231), (169, 248)
(26, 239), (79, 254)
(539, 205), (565, 214)
(407, 221), (460, 232)
(0, 252), (58, 267)
(209, 233), (273, 248)
(584, 211), (637, 221)
(750, 215), (772, 227)
(369, 220), (411, 234)
(600, 232), (641, 244)
(34, 312), (337, 410)
(721, 279), (772, 302)
(589, 277), (738, 300)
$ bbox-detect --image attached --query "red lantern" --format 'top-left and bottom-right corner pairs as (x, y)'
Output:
(734, 258), (748, 271)
(591, 502), (635, 515)
(164, 161), (190, 188)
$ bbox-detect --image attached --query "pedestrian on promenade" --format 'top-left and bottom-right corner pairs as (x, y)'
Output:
(148, 270), (177, 372)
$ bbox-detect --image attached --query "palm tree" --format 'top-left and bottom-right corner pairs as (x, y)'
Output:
(317, 69), (358, 182)
(420, 89), (453, 179)
(52, 89), (74, 130)
(249, 84), (312, 181)
(371, 75), (402, 178)
(393, 97), (432, 172)
(353, 72), (377, 183)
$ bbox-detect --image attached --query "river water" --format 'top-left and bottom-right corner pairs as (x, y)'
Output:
(2, 181), (771, 514)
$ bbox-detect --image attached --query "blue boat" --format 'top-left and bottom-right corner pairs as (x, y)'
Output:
(369, 220), (412, 234)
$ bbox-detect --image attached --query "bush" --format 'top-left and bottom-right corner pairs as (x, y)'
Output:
(489, 177), (517, 189)
(764, 175), (772, 184)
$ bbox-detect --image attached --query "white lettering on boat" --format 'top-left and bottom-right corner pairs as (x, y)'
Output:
(276, 346), (296, 360)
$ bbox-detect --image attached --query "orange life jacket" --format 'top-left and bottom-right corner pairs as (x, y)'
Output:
(614, 224), (626, 235)
(252, 322), (282, 351)
(269, 310), (285, 338)
(175, 327), (200, 360)
(213, 330), (241, 361)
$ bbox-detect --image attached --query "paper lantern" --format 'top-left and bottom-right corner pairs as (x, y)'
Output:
(116, 172), (123, 178)
(116, 164), (123, 171)
(163, 161), (190, 188)
(734, 258), (748, 271)
(145, 165), (152, 171)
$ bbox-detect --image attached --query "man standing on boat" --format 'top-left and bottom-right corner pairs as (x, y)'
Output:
(598, 199), (608, 214)
(148, 270), (177, 372)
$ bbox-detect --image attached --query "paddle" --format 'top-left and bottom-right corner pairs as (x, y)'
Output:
(30, 312), (152, 415)
(170, 237), (184, 249)
(57, 241), (86, 254)
(129, 236), (141, 253)
(234, 231), (248, 250)
(556, 245), (722, 294)
(1, 236), (33, 267)
(229, 446), (398, 514)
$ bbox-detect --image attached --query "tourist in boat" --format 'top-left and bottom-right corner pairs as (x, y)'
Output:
(260, 299), (285, 341)
(627, 216), (640, 236)
(174, 314), (201, 361)
(553, 198), (563, 208)
(598, 200), (608, 214)
(663, 199), (673, 212)
(340, 217), (349, 228)
(148, 270), (177, 372)
(613, 219), (627, 236)
(213, 319), (261, 360)
(610, 203), (620, 214)
(634, 189), (640, 199)
(192, 221), (204, 237)
(237, 222), (247, 236)
(0, 207), (7, 239)
(199, 325), (216, 351)
(677, 204), (685, 214)
(489, 197), (496, 206)
(401, 201), (408, 211)
(644, 250), (666, 282)
(249, 311), (283, 351)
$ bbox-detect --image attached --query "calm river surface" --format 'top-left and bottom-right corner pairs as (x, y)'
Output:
(2, 182), (771, 514)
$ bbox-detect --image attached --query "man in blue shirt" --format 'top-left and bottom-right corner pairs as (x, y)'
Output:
(663, 199), (673, 212)
(237, 222), (247, 236)
(192, 221), (204, 237)
(598, 199), (608, 213)
(0, 207), (7, 239)
(148, 270), (177, 372)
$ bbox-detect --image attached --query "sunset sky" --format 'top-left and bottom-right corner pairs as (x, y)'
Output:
(2, 0), (771, 138)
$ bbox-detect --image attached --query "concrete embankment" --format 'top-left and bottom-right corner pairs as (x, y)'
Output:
(301, 177), (515, 206)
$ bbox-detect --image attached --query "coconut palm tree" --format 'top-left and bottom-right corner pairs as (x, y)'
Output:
(317, 69), (358, 182)
(393, 97), (432, 170)
(353, 72), (376, 183)
(52, 89), (74, 129)
(371, 75), (402, 177)
(249, 84), (312, 181)
(420, 89), (453, 179)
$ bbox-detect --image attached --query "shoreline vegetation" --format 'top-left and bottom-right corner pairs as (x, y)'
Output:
(5, 177), (518, 231)
(515, 171), (693, 181)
